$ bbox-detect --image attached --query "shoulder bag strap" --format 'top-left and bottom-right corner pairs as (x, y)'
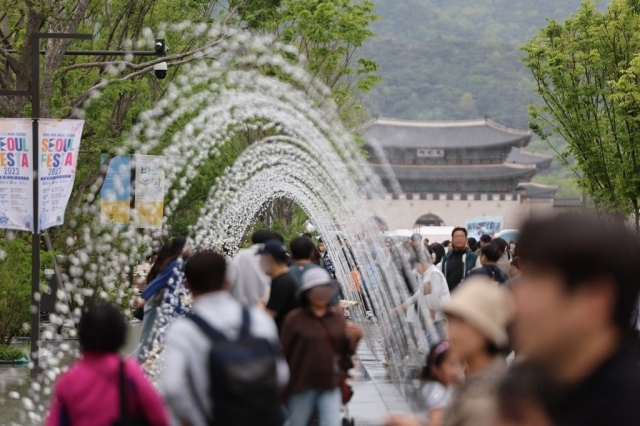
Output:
(118, 359), (129, 421)
(313, 317), (338, 356)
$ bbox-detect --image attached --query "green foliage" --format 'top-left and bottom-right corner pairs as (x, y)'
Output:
(0, 233), (53, 345)
(273, 0), (381, 127)
(0, 345), (25, 361)
(361, 38), (536, 127)
(365, 0), (612, 125)
(522, 0), (640, 229)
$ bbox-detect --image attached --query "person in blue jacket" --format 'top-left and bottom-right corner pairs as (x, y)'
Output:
(134, 236), (189, 363)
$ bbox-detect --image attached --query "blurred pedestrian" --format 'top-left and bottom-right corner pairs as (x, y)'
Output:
(46, 303), (169, 426)
(510, 257), (520, 279)
(440, 228), (478, 292)
(385, 341), (461, 426)
(467, 237), (478, 253)
(477, 234), (492, 255)
(134, 236), (188, 363)
(467, 242), (509, 284)
(513, 214), (640, 425)
(318, 238), (336, 278)
(259, 240), (299, 334)
(281, 268), (363, 426)
(442, 276), (513, 426)
(163, 251), (288, 426)
(430, 243), (446, 266)
(495, 361), (553, 426)
(228, 229), (274, 306)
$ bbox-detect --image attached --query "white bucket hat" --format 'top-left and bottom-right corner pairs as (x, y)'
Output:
(443, 276), (514, 346)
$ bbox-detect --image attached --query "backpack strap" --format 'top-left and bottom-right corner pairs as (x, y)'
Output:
(187, 313), (228, 342)
(240, 306), (251, 339)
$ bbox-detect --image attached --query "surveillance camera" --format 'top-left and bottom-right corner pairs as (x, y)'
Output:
(155, 42), (164, 53)
(154, 61), (167, 79)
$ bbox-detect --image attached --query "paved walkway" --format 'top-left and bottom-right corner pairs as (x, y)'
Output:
(347, 342), (416, 425)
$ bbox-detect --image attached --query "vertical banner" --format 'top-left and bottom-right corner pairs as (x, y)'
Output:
(465, 215), (504, 239)
(100, 155), (131, 225)
(39, 119), (84, 231)
(134, 155), (165, 228)
(0, 119), (34, 231)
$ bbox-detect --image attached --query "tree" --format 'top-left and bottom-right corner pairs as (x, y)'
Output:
(522, 0), (640, 231)
(0, 233), (52, 345)
(271, 0), (380, 127)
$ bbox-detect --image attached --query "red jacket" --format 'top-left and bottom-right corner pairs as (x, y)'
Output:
(46, 352), (169, 426)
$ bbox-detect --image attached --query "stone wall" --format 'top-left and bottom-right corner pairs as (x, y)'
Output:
(365, 193), (557, 231)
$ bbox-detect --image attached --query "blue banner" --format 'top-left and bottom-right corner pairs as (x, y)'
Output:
(100, 155), (131, 225)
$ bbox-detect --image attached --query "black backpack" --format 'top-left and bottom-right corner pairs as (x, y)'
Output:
(187, 307), (284, 426)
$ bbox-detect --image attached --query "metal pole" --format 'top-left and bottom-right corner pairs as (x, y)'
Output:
(29, 34), (41, 379)
(43, 233), (73, 324)
(28, 32), (92, 380)
(129, 150), (136, 287)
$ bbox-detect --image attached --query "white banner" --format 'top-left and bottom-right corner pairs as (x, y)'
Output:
(134, 155), (165, 228)
(0, 119), (34, 231)
(38, 119), (84, 231)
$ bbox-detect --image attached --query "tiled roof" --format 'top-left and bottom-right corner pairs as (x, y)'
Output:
(363, 118), (531, 150)
(507, 148), (553, 170)
(370, 163), (538, 181)
(516, 182), (559, 199)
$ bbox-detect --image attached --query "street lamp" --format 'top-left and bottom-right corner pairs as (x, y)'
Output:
(0, 33), (165, 379)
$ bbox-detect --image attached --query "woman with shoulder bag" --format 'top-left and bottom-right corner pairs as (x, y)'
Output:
(46, 303), (169, 426)
(281, 268), (363, 426)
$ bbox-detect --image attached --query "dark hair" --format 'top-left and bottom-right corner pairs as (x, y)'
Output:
(185, 251), (227, 293)
(430, 243), (446, 265)
(511, 256), (520, 268)
(497, 361), (555, 422)
(290, 236), (316, 260)
(518, 213), (640, 330)
(442, 240), (451, 247)
(452, 227), (468, 238)
(480, 234), (492, 244)
(252, 229), (274, 244)
(146, 242), (171, 283)
(303, 232), (313, 239)
(420, 341), (452, 382)
(493, 237), (508, 254)
(79, 303), (126, 353)
(158, 236), (187, 272)
(468, 237), (478, 252)
(481, 242), (503, 263)
(272, 232), (285, 243)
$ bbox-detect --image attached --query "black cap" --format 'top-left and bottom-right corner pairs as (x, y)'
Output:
(257, 239), (289, 261)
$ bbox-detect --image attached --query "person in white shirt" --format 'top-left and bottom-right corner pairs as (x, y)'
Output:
(400, 254), (451, 346)
(423, 260), (451, 343)
(228, 229), (273, 306)
(162, 251), (289, 426)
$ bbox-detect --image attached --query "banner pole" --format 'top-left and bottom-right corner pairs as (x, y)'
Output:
(129, 150), (136, 288)
(30, 32), (41, 379)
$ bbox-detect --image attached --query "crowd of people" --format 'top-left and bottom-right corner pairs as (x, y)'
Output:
(44, 213), (640, 426)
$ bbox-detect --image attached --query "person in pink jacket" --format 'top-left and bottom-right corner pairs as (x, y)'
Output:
(46, 303), (170, 426)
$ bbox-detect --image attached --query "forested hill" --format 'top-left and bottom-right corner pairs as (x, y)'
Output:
(364, 0), (611, 128)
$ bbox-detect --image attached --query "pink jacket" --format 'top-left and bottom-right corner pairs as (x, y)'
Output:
(46, 353), (169, 426)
